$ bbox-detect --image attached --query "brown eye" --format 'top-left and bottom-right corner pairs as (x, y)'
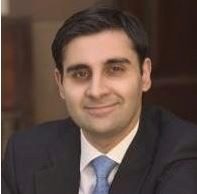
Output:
(71, 69), (90, 80)
(112, 66), (123, 71)
(108, 65), (125, 74)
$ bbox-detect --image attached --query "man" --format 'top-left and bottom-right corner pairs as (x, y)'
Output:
(2, 7), (197, 194)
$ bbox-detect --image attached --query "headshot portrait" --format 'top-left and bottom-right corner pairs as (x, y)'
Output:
(2, 3), (197, 194)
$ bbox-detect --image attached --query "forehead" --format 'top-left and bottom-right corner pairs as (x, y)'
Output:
(62, 30), (137, 66)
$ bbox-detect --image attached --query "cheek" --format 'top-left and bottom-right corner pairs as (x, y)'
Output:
(63, 85), (85, 107)
(117, 77), (143, 99)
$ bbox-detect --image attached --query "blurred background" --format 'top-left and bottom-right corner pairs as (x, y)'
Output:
(2, 0), (197, 155)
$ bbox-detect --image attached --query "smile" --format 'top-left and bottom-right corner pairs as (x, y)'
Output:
(84, 103), (119, 117)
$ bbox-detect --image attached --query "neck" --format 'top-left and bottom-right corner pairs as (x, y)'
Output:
(82, 112), (140, 153)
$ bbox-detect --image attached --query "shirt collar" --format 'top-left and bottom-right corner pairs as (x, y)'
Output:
(80, 130), (102, 171)
(80, 121), (139, 171)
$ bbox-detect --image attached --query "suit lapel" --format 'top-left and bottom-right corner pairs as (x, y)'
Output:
(110, 106), (159, 194)
(35, 119), (81, 194)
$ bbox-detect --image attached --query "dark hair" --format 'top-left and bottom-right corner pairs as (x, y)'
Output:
(52, 6), (149, 75)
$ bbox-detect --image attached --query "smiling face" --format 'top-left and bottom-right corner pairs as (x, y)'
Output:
(55, 30), (151, 150)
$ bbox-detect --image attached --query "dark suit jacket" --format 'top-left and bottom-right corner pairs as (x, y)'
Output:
(2, 106), (197, 194)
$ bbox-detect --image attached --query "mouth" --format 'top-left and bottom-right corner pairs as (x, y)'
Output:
(84, 103), (119, 117)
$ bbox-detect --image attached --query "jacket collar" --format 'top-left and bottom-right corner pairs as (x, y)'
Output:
(110, 106), (159, 194)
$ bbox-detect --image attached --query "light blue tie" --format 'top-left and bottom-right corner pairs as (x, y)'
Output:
(91, 155), (116, 194)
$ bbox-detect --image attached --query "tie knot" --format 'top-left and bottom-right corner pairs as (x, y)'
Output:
(91, 155), (116, 178)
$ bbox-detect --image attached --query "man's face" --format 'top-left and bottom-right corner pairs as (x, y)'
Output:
(55, 30), (151, 143)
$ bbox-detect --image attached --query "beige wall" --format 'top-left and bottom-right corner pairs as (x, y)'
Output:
(32, 21), (67, 123)
(10, 0), (114, 20)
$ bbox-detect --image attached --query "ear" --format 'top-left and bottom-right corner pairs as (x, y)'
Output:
(54, 68), (65, 99)
(141, 58), (152, 92)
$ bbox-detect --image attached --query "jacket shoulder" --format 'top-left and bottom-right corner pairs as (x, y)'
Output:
(7, 118), (79, 155)
(145, 106), (197, 162)
(4, 118), (80, 168)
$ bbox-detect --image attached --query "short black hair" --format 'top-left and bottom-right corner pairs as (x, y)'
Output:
(52, 6), (149, 75)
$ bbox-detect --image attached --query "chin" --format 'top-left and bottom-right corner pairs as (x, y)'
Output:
(83, 123), (122, 137)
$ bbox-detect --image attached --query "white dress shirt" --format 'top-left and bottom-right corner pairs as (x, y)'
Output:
(79, 121), (139, 194)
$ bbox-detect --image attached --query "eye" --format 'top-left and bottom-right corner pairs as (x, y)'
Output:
(70, 69), (90, 80)
(107, 64), (125, 75)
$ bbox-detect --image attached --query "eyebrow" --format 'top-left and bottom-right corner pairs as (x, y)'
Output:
(104, 58), (131, 66)
(66, 64), (89, 73)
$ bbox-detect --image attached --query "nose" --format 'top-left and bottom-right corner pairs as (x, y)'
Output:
(85, 74), (110, 99)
